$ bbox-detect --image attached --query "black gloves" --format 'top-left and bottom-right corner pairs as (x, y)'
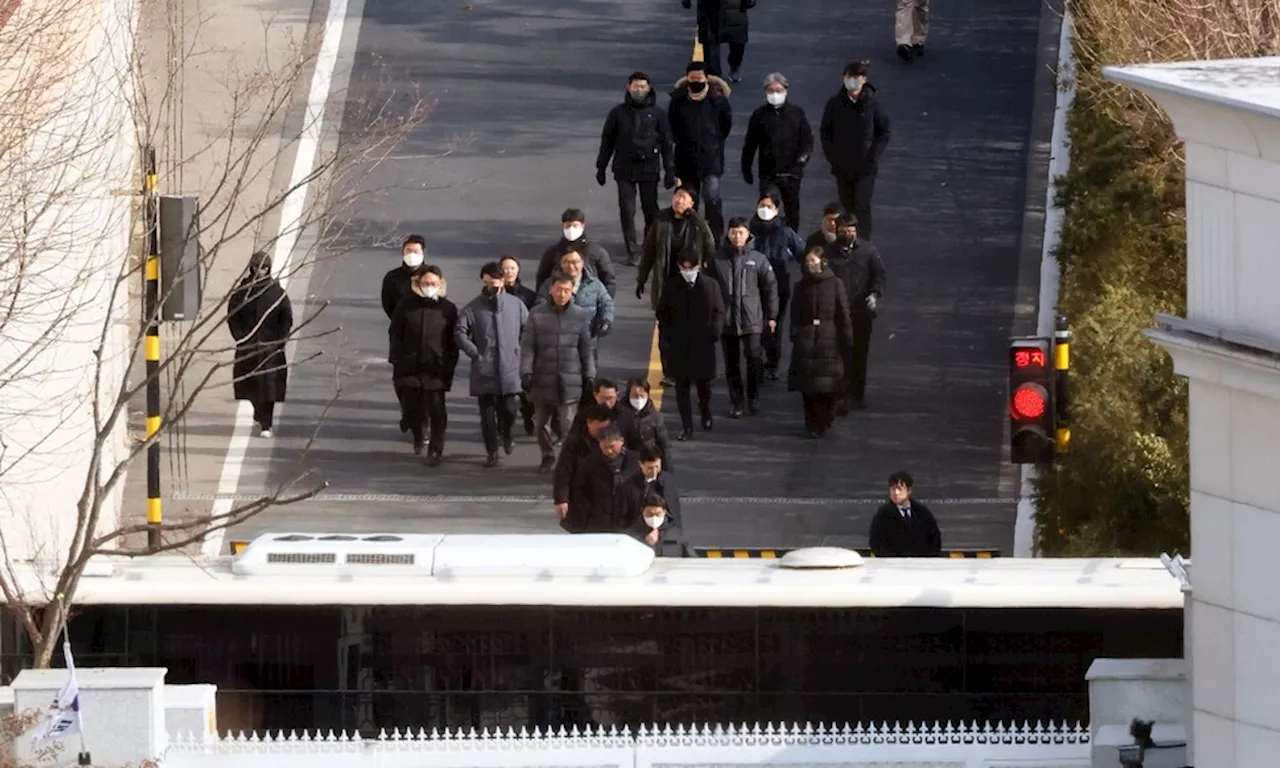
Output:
(595, 168), (607, 187)
(521, 373), (533, 392)
(582, 377), (594, 398)
(635, 282), (645, 300)
(743, 169), (753, 185)
(596, 321), (612, 338)
(663, 174), (675, 190)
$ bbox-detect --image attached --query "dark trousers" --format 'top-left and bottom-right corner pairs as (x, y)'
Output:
(762, 268), (791, 372)
(682, 172), (724, 242)
(722, 332), (763, 407)
(836, 173), (878, 241)
(478, 394), (518, 455)
(802, 393), (836, 434)
(519, 392), (536, 434)
(844, 315), (874, 404)
(704, 42), (746, 78)
(674, 378), (712, 429)
(616, 178), (660, 262)
(397, 386), (447, 450)
(253, 400), (276, 430)
(760, 175), (803, 232)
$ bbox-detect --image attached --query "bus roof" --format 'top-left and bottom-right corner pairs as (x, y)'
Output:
(54, 540), (1184, 610)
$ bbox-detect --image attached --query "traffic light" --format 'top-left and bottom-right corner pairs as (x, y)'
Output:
(1009, 337), (1055, 464)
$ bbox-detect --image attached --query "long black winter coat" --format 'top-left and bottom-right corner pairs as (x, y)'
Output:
(228, 276), (294, 403)
(566, 449), (639, 533)
(535, 237), (617, 298)
(640, 208), (717, 312)
(869, 500), (942, 557)
(691, 0), (754, 46)
(788, 268), (852, 395)
(622, 399), (673, 469)
(819, 84), (892, 180)
(506, 281), (538, 310)
(742, 101), (814, 179)
(388, 289), (460, 390)
(668, 76), (733, 179)
(704, 242), (779, 336)
(597, 88), (676, 183)
(824, 238), (887, 318)
(381, 264), (416, 319)
(657, 272), (726, 382)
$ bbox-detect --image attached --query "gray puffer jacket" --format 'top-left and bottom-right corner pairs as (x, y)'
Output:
(535, 272), (615, 337)
(703, 241), (779, 336)
(519, 301), (597, 405)
(455, 290), (528, 397)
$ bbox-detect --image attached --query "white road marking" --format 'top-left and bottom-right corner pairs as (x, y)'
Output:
(202, 0), (353, 558)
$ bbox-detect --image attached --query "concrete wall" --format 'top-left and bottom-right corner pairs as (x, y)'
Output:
(0, 0), (138, 562)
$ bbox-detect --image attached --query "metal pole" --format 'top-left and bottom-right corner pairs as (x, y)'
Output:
(1053, 315), (1071, 455)
(144, 146), (162, 550)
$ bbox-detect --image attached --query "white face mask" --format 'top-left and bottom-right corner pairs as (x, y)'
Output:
(844, 77), (863, 93)
(766, 91), (786, 106)
(757, 206), (777, 222)
(644, 515), (664, 529)
(403, 251), (424, 268)
(563, 225), (584, 241)
(680, 268), (699, 283)
(424, 285), (440, 299)
(630, 396), (648, 411)
(823, 230), (837, 243)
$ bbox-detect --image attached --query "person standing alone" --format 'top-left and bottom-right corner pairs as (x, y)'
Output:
(388, 265), (459, 465)
(596, 73), (676, 267)
(228, 250), (294, 438)
(456, 262), (529, 468)
(820, 60), (891, 241)
(669, 61), (733, 243)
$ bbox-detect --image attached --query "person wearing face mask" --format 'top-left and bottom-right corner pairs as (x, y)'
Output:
(668, 61), (733, 243)
(741, 73), (813, 232)
(228, 250), (294, 438)
(620, 378), (673, 471)
(820, 60), (892, 241)
(388, 265), (459, 464)
(596, 73), (677, 267)
(455, 261), (529, 468)
(535, 209), (617, 298)
(804, 202), (844, 253)
(535, 249), (615, 379)
(749, 189), (806, 382)
(704, 217), (777, 418)
(566, 377), (633, 446)
(619, 457), (687, 555)
(788, 246), (853, 438)
(681, 0), (753, 83)
(822, 212), (887, 414)
(657, 254), (725, 440)
(382, 234), (426, 320)
(563, 425), (638, 533)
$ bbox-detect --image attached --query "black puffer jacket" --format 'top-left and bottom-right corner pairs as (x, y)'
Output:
(668, 75), (733, 178)
(788, 268), (852, 395)
(388, 289), (460, 390)
(823, 238), (887, 317)
(622, 398), (673, 469)
(819, 84), (892, 179)
(535, 237), (617, 297)
(597, 88), (676, 183)
(742, 101), (814, 179)
(690, 0), (754, 46)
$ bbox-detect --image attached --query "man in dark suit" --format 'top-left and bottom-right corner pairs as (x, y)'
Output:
(868, 471), (941, 557)
(617, 448), (688, 557)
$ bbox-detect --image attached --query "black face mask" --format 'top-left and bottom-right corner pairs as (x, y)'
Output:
(688, 80), (707, 94)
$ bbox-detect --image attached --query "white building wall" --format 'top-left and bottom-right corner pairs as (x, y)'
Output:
(0, 0), (137, 563)
(1104, 57), (1280, 768)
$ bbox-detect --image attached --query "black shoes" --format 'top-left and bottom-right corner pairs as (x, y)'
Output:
(729, 68), (742, 83)
(412, 438), (424, 456)
(661, 376), (675, 387)
(728, 406), (743, 419)
(897, 43), (924, 61)
(426, 452), (442, 468)
(747, 399), (760, 415)
(502, 432), (515, 455)
(484, 453), (499, 468)
(538, 455), (555, 473)
(912, 43), (924, 57)
(764, 368), (779, 382)
(678, 427), (693, 441)
(701, 412), (713, 430)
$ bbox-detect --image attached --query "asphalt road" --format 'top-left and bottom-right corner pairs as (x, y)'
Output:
(220, 0), (1058, 552)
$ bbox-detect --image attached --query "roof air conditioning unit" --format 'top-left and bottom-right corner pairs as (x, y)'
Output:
(231, 533), (443, 577)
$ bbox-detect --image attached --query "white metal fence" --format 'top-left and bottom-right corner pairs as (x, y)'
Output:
(165, 720), (1092, 768)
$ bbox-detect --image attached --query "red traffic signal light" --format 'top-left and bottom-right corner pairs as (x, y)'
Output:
(1008, 338), (1055, 464)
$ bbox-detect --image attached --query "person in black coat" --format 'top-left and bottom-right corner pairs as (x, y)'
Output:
(819, 60), (892, 241)
(382, 234), (427, 434)
(619, 456), (688, 557)
(742, 72), (813, 231)
(668, 62), (733, 242)
(596, 72), (677, 266)
(682, 0), (754, 82)
(564, 425), (638, 533)
(823, 212), (887, 414)
(553, 402), (615, 530)
(228, 250), (294, 437)
(656, 253), (726, 440)
(789, 246), (853, 438)
(804, 202), (843, 253)
(621, 378), (673, 471)
(388, 265), (460, 463)
(868, 470), (942, 557)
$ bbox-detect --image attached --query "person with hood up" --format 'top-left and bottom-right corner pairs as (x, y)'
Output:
(228, 250), (294, 438)
(521, 271), (597, 472)
(535, 248), (615, 361)
(388, 265), (459, 464)
(620, 378), (673, 471)
(748, 188), (805, 382)
(596, 73), (676, 267)
(535, 209), (617, 298)
(657, 253), (725, 440)
(668, 61), (733, 242)
(804, 202), (843, 253)
(741, 72), (813, 231)
(704, 217), (778, 418)
(788, 246), (853, 438)
(820, 60), (892, 241)
(822, 212), (887, 414)
(681, 0), (754, 83)
(456, 261), (529, 468)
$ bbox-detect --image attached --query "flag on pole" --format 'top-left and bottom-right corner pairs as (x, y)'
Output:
(30, 639), (83, 747)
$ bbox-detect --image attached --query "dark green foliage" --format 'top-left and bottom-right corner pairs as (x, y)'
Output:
(1033, 72), (1190, 557)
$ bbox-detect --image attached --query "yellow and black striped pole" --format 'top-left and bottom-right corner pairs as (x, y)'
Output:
(144, 146), (162, 550)
(1053, 315), (1071, 455)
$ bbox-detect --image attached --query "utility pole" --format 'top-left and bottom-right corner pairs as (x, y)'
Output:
(144, 146), (162, 551)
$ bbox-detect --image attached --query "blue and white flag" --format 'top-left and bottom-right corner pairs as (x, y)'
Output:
(31, 639), (82, 747)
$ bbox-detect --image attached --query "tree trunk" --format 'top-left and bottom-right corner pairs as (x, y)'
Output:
(31, 601), (65, 669)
